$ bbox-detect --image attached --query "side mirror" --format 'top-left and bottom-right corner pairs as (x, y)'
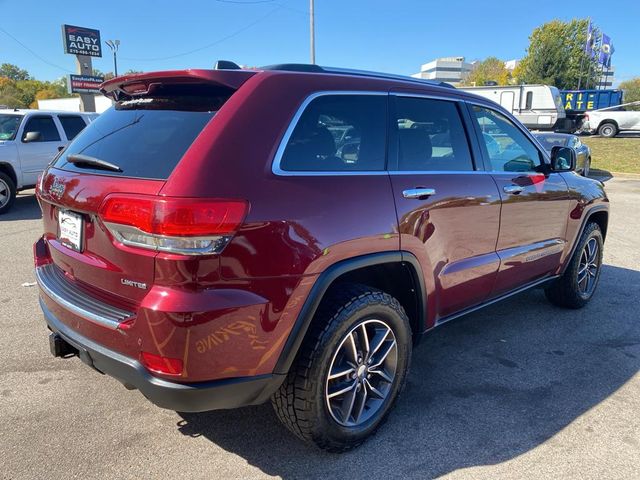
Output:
(340, 143), (359, 164)
(550, 146), (576, 172)
(23, 131), (42, 143)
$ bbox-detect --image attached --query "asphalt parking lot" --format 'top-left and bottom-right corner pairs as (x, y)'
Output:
(1, 177), (639, 480)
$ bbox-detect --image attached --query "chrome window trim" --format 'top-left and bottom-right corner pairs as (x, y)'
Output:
(388, 170), (491, 176)
(271, 91), (388, 177)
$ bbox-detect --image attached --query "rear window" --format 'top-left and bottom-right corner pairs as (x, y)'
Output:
(53, 90), (230, 179)
(58, 115), (88, 140)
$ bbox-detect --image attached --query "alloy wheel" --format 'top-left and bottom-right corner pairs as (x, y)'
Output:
(577, 237), (599, 296)
(325, 319), (397, 427)
(0, 178), (10, 208)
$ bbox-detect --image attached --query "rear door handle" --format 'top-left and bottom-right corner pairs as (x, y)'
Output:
(503, 185), (524, 195)
(402, 188), (436, 199)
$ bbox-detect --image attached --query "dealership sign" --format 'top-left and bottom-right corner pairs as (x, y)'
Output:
(67, 74), (104, 94)
(62, 24), (102, 57)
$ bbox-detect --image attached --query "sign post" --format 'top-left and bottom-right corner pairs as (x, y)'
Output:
(62, 24), (103, 112)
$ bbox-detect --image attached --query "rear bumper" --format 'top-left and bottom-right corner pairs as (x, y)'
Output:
(40, 297), (284, 412)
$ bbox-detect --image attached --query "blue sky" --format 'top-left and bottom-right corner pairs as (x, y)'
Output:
(0, 0), (638, 85)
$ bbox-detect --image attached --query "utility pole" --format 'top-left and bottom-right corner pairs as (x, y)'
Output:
(310, 0), (315, 64)
(105, 39), (120, 76)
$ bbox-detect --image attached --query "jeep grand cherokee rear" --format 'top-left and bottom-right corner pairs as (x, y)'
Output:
(35, 65), (608, 452)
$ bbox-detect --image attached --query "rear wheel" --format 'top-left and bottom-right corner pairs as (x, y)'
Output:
(598, 122), (617, 138)
(545, 222), (603, 308)
(0, 172), (17, 215)
(272, 284), (412, 452)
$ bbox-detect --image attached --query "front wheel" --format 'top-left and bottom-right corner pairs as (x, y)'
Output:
(545, 222), (603, 308)
(272, 284), (412, 452)
(0, 172), (17, 215)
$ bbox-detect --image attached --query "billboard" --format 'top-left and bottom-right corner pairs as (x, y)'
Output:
(62, 24), (102, 57)
(67, 74), (104, 94)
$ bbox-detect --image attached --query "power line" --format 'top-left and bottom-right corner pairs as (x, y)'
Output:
(213, 0), (276, 4)
(120, 4), (285, 62)
(0, 25), (74, 74)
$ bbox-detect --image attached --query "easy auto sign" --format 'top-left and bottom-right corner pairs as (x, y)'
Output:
(62, 24), (102, 57)
(67, 74), (104, 94)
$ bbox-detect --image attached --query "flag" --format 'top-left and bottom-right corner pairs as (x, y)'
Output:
(584, 21), (595, 58)
(599, 33), (614, 66)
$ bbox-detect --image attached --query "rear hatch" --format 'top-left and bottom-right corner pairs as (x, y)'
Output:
(37, 70), (254, 306)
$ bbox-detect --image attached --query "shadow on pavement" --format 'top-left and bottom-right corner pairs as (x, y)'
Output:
(176, 264), (640, 478)
(0, 191), (41, 222)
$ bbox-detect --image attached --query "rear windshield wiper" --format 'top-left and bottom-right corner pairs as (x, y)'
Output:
(66, 154), (123, 172)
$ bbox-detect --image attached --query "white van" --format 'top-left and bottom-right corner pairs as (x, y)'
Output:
(459, 85), (565, 131)
(0, 109), (97, 214)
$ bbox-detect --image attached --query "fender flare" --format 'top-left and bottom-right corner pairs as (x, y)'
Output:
(560, 204), (609, 275)
(272, 251), (426, 375)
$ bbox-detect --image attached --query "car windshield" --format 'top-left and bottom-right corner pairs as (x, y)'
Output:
(0, 114), (22, 140)
(535, 135), (569, 151)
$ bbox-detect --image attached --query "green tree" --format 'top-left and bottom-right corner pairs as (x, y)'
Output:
(518, 19), (599, 89)
(0, 63), (31, 81)
(0, 77), (23, 108)
(463, 57), (511, 86)
(619, 78), (640, 109)
(92, 69), (115, 80)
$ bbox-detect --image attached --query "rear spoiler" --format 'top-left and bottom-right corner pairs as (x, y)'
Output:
(100, 69), (257, 101)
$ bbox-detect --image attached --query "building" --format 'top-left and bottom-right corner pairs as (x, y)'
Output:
(37, 95), (112, 113)
(504, 59), (520, 71)
(411, 56), (474, 85)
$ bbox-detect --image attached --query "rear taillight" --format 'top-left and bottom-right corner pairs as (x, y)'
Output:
(99, 194), (248, 255)
(140, 351), (183, 376)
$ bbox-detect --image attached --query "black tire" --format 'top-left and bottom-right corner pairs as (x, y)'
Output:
(545, 222), (603, 309)
(272, 284), (412, 452)
(0, 171), (17, 215)
(597, 122), (617, 138)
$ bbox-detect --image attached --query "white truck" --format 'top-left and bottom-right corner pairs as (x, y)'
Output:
(0, 109), (97, 214)
(459, 84), (565, 131)
(581, 102), (640, 137)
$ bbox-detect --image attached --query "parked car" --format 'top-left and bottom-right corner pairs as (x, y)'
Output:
(0, 109), (97, 214)
(533, 132), (591, 176)
(582, 104), (640, 137)
(35, 64), (609, 452)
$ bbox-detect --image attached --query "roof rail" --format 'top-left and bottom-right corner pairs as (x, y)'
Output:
(261, 63), (325, 73)
(322, 67), (454, 88)
(259, 63), (453, 88)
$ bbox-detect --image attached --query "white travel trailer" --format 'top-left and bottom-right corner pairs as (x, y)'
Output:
(459, 85), (565, 131)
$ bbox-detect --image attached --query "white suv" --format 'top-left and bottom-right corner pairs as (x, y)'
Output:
(0, 109), (97, 214)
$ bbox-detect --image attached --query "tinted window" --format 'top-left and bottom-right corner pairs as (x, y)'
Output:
(394, 97), (473, 171)
(0, 114), (21, 140)
(471, 106), (541, 173)
(23, 116), (60, 142)
(58, 115), (87, 140)
(280, 95), (386, 171)
(53, 93), (228, 179)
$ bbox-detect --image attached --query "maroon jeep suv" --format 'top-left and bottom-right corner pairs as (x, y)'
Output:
(34, 63), (609, 452)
